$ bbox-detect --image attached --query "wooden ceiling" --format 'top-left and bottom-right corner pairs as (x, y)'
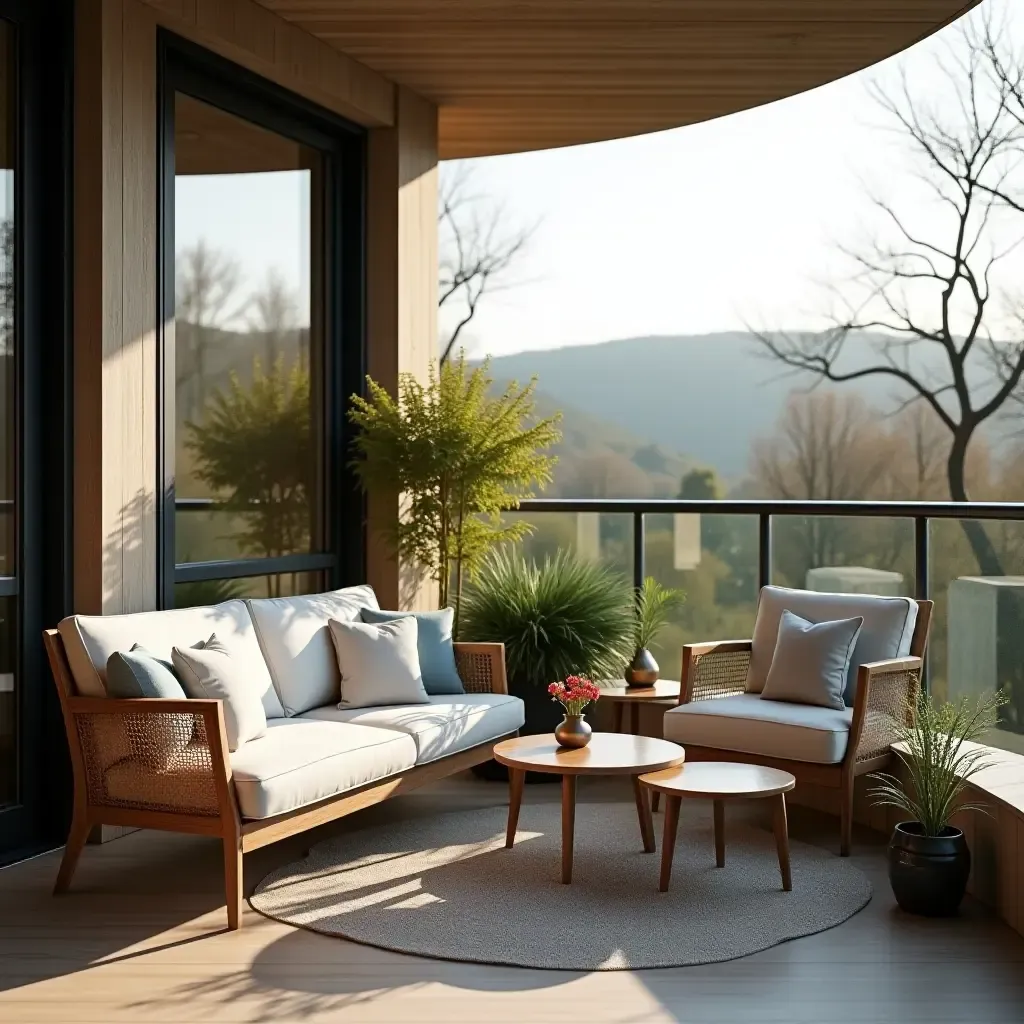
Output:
(257, 1), (978, 158)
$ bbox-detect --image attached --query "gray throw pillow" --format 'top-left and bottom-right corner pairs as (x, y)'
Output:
(359, 607), (464, 695)
(172, 633), (268, 751)
(105, 646), (192, 770)
(760, 610), (864, 711)
(328, 616), (430, 709)
(106, 645), (187, 700)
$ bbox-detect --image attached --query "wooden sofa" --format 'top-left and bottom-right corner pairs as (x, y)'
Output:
(43, 593), (518, 931)
(660, 589), (933, 856)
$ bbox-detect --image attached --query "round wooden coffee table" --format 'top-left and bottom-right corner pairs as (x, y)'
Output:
(598, 680), (681, 734)
(493, 733), (686, 884)
(639, 762), (796, 893)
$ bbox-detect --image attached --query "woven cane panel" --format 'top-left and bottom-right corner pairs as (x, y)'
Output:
(78, 713), (219, 815)
(855, 669), (920, 763)
(455, 650), (495, 694)
(690, 650), (751, 702)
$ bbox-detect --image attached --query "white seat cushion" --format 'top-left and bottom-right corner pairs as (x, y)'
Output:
(746, 586), (918, 704)
(246, 586), (379, 717)
(300, 693), (525, 765)
(229, 718), (416, 819)
(58, 600), (284, 719)
(664, 693), (853, 765)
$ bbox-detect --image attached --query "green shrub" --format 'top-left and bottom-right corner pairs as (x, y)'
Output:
(460, 548), (633, 687)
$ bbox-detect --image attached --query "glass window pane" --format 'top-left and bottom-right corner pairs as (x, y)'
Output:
(930, 519), (1024, 756)
(173, 93), (324, 565)
(173, 571), (327, 609)
(644, 513), (759, 677)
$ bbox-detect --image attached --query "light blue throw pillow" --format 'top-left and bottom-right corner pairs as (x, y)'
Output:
(359, 607), (465, 696)
(106, 644), (188, 700)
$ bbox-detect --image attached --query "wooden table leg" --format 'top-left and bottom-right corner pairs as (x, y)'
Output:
(713, 799), (726, 868)
(651, 790), (661, 814)
(774, 793), (792, 891)
(505, 768), (525, 848)
(561, 774), (577, 884)
(629, 703), (640, 735)
(659, 794), (681, 892)
(613, 703), (624, 733)
(633, 776), (656, 853)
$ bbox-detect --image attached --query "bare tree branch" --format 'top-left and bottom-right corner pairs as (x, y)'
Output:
(438, 163), (538, 364)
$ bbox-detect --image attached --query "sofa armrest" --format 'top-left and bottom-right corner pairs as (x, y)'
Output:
(454, 642), (508, 695)
(63, 696), (232, 818)
(849, 657), (923, 765)
(680, 640), (752, 704)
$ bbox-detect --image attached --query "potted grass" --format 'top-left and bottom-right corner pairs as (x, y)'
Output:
(625, 577), (686, 686)
(868, 689), (1007, 917)
(460, 548), (633, 779)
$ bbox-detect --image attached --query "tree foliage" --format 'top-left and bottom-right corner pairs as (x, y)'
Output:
(348, 352), (562, 631)
(185, 357), (313, 595)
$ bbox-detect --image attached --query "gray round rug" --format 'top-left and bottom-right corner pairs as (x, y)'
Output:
(251, 801), (871, 970)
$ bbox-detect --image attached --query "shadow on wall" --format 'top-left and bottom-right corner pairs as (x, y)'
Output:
(101, 489), (155, 613)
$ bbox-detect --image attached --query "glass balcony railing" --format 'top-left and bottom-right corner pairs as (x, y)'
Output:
(504, 499), (1024, 756)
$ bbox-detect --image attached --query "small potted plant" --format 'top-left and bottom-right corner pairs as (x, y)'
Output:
(868, 689), (1006, 917)
(626, 577), (686, 687)
(548, 675), (601, 748)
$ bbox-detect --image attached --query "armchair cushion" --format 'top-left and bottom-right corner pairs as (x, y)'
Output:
(664, 693), (853, 764)
(760, 610), (863, 711)
(745, 586), (918, 705)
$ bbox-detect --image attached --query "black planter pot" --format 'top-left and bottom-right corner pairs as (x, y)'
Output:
(888, 821), (971, 917)
(471, 681), (563, 784)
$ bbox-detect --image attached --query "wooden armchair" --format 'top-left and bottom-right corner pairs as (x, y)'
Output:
(662, 600), (932, 855)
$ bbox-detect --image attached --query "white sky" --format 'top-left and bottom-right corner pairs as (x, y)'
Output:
(448, 0), (1024, 358)
(173, 1), (1024, 357)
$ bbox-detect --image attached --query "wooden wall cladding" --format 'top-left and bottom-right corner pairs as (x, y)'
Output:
(257, 0), (978, 157)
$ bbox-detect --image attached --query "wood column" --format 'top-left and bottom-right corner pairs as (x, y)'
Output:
(365, 87), (439, 611)
(73, 0), (159, 616)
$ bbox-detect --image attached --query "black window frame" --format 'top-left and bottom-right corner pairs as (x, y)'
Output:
(156, 32), (366, 609)
(0, 0), (72, 864)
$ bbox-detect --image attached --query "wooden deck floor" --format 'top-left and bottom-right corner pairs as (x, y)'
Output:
(2, 774), (1024, 1023)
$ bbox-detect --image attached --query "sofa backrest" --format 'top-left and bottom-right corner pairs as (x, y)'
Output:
(746, 586), (920, 706)
(246, 585), (379, 716)
(57, 599), (285, 719)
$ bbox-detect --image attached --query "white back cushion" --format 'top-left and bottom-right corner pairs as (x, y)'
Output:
(57, 600), (284, 718)
(246, 586), (379, 716)
(746, 586), (918, 705)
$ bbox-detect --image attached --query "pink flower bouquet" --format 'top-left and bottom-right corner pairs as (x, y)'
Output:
(548, 675), (601, 717)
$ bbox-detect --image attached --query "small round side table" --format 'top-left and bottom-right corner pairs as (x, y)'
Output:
(598, 680), (681, 735)
(640, 761), (796, 893)
(494, 733), (686, 884)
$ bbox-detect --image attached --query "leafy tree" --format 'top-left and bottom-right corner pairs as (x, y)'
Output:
(185, 357), (313, 597)
(678, 468), (720, 500)
(348, 352), (561, 632)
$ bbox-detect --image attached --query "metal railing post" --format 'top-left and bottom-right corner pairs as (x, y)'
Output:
(914, 516), (930, 601)
(758, 513), (772, 591)
(633, 510), (645, 593)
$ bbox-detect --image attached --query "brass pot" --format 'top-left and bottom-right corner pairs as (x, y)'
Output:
(554, 714), (592, 749)
(625, 647), (659, 687)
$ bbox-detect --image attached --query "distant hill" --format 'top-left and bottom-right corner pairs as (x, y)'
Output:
(504, 381), (691, 498)
(483, 332), (1014, 481)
